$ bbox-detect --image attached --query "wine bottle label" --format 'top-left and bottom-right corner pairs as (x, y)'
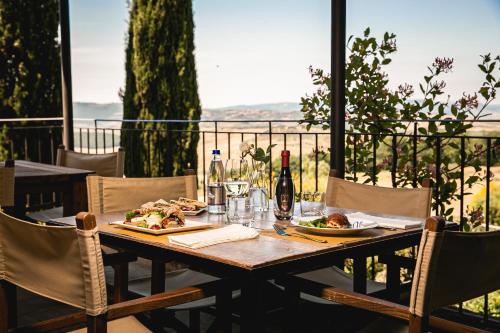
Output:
(280, 193), (290, 211)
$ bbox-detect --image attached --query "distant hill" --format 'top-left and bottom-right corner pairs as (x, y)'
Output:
(73, 102), (304, 125)
(73, 101), (500, 124)
(74, 102), (122, 120)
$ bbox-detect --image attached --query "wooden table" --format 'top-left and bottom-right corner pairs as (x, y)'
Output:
(2, 160), (94, 217)
(54, 208), (454, 332)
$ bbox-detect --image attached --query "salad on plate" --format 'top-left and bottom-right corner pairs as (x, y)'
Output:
(124, 205), (185, 230)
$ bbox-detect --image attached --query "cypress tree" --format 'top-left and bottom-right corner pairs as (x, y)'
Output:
(0, 0), (61, 161)
(122, 0), (201, 177)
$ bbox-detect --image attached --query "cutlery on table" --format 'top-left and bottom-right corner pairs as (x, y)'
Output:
(273, 224), (327, 243)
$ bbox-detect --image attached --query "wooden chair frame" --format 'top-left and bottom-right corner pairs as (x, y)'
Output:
(0, 160), (15, 215)
(284, 217), (489, 333)
(0, 212), (217, 333)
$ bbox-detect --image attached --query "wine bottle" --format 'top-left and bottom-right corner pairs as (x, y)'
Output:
(274, 150), (295, 220)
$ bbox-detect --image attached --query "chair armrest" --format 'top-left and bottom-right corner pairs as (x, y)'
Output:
(107, 280), (219, 321)
(379, 254), (416, 271)
(321, 285), (409, 320)
(13, 280), (219, 332)
(289, 275), (487, 333)
(102, 252), (137, 267)
(107, 287), (206, 320)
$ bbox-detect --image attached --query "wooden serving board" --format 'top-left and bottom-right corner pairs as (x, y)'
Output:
(110, 219), (213, 235)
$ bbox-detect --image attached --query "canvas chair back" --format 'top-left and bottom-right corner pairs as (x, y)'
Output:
(86, 175), (198, 214)
(57, 145), (125, 177)
(410, 218), (500, 325)
(326, 170), (432, 218)
(0, 160), (15, 207)
(0, 211), (107, 316)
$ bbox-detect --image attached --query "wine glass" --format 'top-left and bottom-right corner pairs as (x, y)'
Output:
(223, 159), (251, 224)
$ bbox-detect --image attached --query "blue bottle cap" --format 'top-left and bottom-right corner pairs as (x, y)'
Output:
(212, 149), (220, 155)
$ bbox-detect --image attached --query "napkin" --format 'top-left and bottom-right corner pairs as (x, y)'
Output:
(168, 224), (259, 249)
(345, 212), (423, 230)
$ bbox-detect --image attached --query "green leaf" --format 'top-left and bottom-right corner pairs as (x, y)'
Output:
(266, 144), (277, 153)
(479, 86), (490, 99)
(381, 58), (392, 65)
(364, 27), (370, 37)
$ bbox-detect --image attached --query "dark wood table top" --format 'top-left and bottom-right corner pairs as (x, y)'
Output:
(54, 207), (437, 272)
(1, 160), (94, 181)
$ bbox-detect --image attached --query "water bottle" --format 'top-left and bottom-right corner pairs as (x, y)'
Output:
(207, 149), (226, 214)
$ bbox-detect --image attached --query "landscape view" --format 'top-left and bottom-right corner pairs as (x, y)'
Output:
(1, 0), (499, 330)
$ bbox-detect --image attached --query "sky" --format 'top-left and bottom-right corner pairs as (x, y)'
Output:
(69, 0), (500, 108)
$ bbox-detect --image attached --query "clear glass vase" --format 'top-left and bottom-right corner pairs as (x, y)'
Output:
(248, 160), (269, 212)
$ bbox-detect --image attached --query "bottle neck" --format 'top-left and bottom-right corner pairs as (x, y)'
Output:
(281, 155), (289, 168)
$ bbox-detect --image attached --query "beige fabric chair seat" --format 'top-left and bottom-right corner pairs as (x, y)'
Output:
(105, 259), (238, 310)
(296, 267), (385, 304)
(271, 267), (385, 305)
(70, 316), (151, 333)
(27, 206), (64, 222)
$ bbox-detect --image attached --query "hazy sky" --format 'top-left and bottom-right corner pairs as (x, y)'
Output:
(69, 0), (500, 108)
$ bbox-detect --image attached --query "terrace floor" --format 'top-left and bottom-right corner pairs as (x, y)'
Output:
(16, 282), (383, 333)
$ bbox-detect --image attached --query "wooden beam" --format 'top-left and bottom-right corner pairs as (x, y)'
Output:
(331, 0), (346, 178)
(59, 0), (74, 150)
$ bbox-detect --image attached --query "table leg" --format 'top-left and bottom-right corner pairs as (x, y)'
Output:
(0, 280), (17, 330)
(215, 280), (232, 333)
(150, 259), (166, 325)
(240, 278), (263, 333)
(62, 183), (74, 217)
(72, 179), (88, 213)
(284, 276), (300, 333)
(386, 254), (401, 301)
(13, 194), (26, 219)
(353, 257), (367, 294)
(64, 179), (87, 216)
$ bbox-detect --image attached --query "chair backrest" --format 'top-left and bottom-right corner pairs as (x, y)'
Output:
(325, 169), (432, 219)
(0, 211), (107, 316)
(0, 160), (15, 207)
(57, 145), (125, 177)
(409, 217), (500, 331)
(86, 175), (198, 214)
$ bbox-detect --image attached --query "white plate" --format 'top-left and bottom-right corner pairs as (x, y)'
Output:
(110, 219), (213, 235)
(291, 218), (378, 235)
(182, 207), (207, 216)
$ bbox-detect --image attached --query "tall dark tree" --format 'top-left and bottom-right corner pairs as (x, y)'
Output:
(122, 0), (201, 177)
(0, 0), (61, 161)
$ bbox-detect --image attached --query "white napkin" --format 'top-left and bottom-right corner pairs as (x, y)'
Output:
(345, 212), (423, 230)
(168, 224), (259, 249)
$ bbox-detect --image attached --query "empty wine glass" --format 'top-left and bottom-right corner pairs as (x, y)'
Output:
(223, 159), (252, 224)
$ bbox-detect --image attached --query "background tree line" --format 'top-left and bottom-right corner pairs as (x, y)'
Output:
(0, 0), (201, 177)
(0, 0), (62, 162)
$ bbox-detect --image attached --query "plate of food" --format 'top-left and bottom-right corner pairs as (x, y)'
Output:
(140, 198), (207, 216)
(170, 197), (207, 215)
(291, 213), (378, 235)
(111, 204), (212, 235)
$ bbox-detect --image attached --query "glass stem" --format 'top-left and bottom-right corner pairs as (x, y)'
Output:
(232, 196), (239, 219)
